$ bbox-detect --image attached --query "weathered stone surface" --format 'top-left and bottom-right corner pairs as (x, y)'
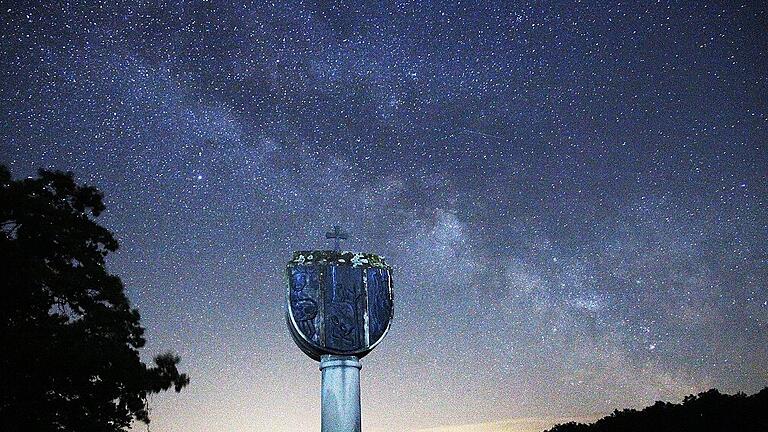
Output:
(287, 250), (393, 360)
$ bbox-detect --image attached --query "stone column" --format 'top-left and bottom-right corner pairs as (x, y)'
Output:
(319, 355), (362, 432)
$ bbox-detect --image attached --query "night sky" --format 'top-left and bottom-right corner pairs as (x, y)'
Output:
(1, 1), (767, 431)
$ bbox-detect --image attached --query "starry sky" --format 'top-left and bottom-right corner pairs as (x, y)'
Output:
(1, 1), (767, 431)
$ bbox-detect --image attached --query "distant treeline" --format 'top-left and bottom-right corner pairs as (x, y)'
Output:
(546, 387), (768, 432)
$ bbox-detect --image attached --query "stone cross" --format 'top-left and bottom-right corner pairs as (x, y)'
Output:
(325, 225), (348, 251)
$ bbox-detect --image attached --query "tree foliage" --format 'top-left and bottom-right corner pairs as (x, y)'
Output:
(546, 387), (768, 432)
(0, 165), (189, 431)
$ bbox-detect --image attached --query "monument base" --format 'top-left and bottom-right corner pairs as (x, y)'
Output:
(320, 355), (362, 432)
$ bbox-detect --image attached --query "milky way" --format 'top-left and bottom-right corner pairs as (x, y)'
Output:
(1, 2), (766, 431)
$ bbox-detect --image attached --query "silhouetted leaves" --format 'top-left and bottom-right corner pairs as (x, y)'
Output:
(0, 165), (189, 431)
(546, 387), (768, 432)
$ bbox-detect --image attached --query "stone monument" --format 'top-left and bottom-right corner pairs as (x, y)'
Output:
(286, 226), (394, 432)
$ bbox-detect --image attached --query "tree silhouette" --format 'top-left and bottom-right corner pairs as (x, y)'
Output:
(546, 387), (768, 432)
(0, 165), (189, 431)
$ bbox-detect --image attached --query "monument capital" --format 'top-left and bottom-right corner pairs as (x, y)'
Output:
(286, 250), (394, 361)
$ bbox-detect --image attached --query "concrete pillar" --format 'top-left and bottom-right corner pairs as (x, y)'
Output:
(319, 355), (362, 432)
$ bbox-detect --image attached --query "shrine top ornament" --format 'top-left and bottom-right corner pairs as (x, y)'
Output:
(286, 250), (394, 360)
